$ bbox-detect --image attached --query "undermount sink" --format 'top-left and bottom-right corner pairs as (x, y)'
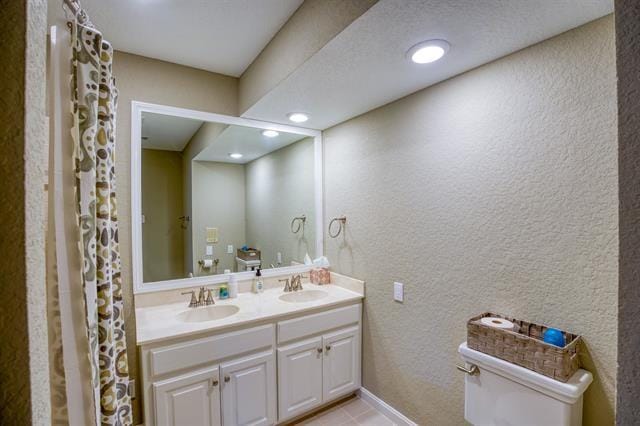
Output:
(177, 304), (240, 323)
(279, 289), (328, 303)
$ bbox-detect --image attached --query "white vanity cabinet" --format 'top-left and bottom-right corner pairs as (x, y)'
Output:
(276, 304), (362, 422)
(140, 324), (277, 426)
(139, 302), (362, 426)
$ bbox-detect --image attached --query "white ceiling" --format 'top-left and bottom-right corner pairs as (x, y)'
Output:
(141, 112), (203, 151)
(47, 0), (303, 76)
(242, 0), (613, 129)
(195, 125), (306, 164)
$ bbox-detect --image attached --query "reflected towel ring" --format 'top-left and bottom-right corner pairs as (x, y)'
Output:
(328, 216), (347, 238)
(291, 215), (306, 234)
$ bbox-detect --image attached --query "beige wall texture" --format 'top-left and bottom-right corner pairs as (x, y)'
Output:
(141, 149), (185, 282)
(245, 137), (316, 267)
(615, 2), (640, 424)
(0, 0), (50, 423)
(192, 161), (247, 274)
(323, 16), (617, 425)
(238, 0), (377, 114)
(112, 51), (238, 424)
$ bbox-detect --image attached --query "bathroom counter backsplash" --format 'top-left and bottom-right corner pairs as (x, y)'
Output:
(134, 272), (364, 345)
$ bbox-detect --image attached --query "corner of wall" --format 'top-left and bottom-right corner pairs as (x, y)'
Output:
(615, 1), (640, 423)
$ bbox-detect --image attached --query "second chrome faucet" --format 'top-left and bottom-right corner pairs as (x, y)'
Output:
(279, 274), (307, 292)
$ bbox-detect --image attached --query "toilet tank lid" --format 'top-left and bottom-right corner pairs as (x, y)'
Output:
(458, 342), (593, 404)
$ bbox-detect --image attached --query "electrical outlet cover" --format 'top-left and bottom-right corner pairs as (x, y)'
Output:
(393, 282), (404, 302)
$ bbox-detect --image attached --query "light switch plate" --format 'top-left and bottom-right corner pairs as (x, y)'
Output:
(394, 282), (404, 302)
(205, 245), (213, 256)
(227, 245), (234, 254)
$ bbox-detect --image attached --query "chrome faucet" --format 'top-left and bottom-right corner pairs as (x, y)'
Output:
(181, 286), (215, 308)
(279, 274), (309, 292)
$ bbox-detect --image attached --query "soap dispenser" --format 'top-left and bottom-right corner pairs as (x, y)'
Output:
(253, 268), (264, 293)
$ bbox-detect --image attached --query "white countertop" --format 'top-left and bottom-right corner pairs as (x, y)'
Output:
(136, 283), (364, 345)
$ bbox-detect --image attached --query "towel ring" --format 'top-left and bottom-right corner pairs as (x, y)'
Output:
(290, 215), (306, 234)
(328, 216), (347, 238)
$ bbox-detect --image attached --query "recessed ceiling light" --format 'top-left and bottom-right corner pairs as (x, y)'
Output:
(407, 39), (450, 64)
(287, 112), (309, 123)
(229, 153), (243, 159)
(262, 130), (279, 138)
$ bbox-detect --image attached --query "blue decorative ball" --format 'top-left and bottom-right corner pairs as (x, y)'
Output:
(543, 328), (565, 347)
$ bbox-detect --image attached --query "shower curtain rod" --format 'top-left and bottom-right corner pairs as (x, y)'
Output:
(62, 0), (94, 28)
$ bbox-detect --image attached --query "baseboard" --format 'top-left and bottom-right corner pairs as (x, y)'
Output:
(357, 387), (417, 426)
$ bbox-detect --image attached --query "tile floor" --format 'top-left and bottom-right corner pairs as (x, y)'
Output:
(293, 395), (396, 425)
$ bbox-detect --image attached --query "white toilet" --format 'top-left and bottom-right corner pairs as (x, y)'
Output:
(458, 342), (593, 426)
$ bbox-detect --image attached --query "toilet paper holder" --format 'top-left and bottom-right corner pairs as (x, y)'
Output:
(198, 259), (219, 269)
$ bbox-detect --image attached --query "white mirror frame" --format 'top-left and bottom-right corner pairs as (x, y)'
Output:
(131, 101), (323, 294)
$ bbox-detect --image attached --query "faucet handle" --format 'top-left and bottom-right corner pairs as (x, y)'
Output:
(279, 278), (291, 292)
(296, 274), (307, 290)
(205, 288), (215, 305)
(181, 290), (198, 308)
(197, 286), (207, 305)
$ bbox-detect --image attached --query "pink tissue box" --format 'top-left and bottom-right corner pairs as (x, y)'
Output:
(310, 267), (331, 285)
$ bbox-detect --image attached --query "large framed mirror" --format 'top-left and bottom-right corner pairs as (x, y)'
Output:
(131, 102), (323, 293)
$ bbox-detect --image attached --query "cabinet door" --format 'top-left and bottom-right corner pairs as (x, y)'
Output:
(221, 351), (276, 426)
(153, 365), (221, 426)
(277, 336), (324, 422)
(322, 326), (361, 402)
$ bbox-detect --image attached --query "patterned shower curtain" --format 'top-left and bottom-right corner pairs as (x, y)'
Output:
(71, 22), (132, 425)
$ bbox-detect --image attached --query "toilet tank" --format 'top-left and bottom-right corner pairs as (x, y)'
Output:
(458, 342), (592, 426)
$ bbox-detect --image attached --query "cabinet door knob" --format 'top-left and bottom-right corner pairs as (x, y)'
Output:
(317, 347), (323, 354)
(325, 345), (331, 351)
(224, 375), (231, 383)
(211, 379), (219, 387)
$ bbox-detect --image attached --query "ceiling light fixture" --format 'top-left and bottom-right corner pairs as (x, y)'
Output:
(407, 39), (450, 64)
(229, 153), (243, 159)
(262, 130), (279, 138)
(287, 112), (309, 123)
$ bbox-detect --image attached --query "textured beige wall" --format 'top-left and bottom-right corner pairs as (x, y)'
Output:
(323, 17), (617, 425)
(0, 0), (50, 423)
(238, 0), (377, 114)
(112, 51), (238, 424)
(141, 149), (185, 282)
(245, 137), (316, 267)
(192, 161), (246, 274)
(615, 2), (640, 424)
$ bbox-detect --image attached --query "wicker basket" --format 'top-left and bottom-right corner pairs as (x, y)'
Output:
(236, 248), (260, 261)
(467, 312), (581, 382)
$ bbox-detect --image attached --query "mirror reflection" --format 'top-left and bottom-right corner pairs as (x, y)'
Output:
(141, 112), (315, 283)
